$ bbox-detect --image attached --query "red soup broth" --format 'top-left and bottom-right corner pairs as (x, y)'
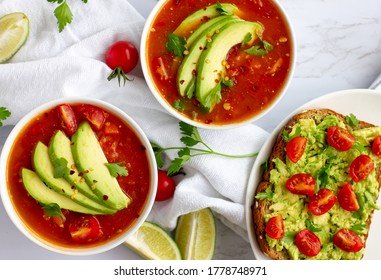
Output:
(146, 0), (293, 125)
(6, 104), (151, 248)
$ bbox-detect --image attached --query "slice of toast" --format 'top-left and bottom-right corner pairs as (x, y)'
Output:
(252, 108), (381, 260)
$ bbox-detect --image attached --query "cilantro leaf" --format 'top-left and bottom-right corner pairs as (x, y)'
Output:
(346, 113), (359, 127)
(282, 126), (302, 142)
(305, 219), (322, 232)
(222, 78), (234, 88)
(204, 82), (222, 111)
(179, 121), (202, 143)
(353, 141), (366, 153)
(41, 203), (64, 218)
(105, 162), (129, 177)
(53, 0), (73, 32)
(0, 107), (11, 127)
(260, 160), (269, 172)
(244, 37), (273, 56)
(151, 143), (165, 168)
(255, 188), (274, 201)
(166, 33), (187, 57)
(216, 2), (231, 15)
(52, 157), (70, 179)
(167, 149), (191, 176)
(172, 99), (185, 111)
(241, 32), (252, 47)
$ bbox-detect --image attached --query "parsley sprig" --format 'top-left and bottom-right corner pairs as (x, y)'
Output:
(47, 0), (88, 32)
(0, 107), (11, 127)
(152, 121), (258, 176)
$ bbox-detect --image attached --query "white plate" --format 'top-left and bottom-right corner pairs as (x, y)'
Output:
(245, 88), (381, 260)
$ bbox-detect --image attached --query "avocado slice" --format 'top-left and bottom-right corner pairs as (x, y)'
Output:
(71, 122), (130, 211)
(22, 168), (105, 215)
(48, 130), (110, 206)
(196, 20), (263, 110)
(177, 15), (240, 97)
(173, 3), (238, 37)
(32, 142), (116, 214)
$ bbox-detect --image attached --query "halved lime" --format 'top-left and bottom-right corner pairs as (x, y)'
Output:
(124, 221), (182, 260)
(175, 208), (216, 260)
(0, 12), (30, 63)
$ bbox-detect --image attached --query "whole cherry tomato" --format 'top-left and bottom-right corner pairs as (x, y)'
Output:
(372, 135), (381, 157)
(337, 183), (360, 212)
(286, 136), (307, 163)
(286, 174), (316, 196)
(295, 229), (321, 257)
(333, 228), (364, 253)
(265, 214), (284, 240)
(68, 216), (103, 243)
(105, 41), (139, 85)
(326, 126), (355, 151)
(308, 188), (337, 216)
(156, 170), (176, 201)
(349, 154), (374, 182)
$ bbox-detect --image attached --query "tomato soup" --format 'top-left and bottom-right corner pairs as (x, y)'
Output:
(6, 104), (151, 248)
(146, 0), (293, 125)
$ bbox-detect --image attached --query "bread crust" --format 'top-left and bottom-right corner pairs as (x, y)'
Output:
(252, 108), (380, 260)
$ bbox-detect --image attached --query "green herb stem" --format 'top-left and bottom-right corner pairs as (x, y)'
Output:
(158, 146), (258, 159)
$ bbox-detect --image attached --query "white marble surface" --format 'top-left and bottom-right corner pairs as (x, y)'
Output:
(1, 0), (381, 260)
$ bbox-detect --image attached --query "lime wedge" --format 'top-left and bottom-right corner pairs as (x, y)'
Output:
(175, 208), (216, 260)
(0, 12), (29, 63)
(124, 221), (182, 260)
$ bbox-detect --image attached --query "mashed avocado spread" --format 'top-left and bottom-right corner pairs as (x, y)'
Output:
(264, 115), (381, 260)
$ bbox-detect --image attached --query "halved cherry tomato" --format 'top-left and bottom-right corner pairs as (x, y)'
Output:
(333, 228), (364, 252)
(68, 216), (103, 243)
(349, 154), (374, 182)
(105, 41), (139, 74)
(57, 104), (77, 136)
(286, 174), (316, 196)
(265, 214), (284, 240)
(76, 104), (106, 130)
(372, 135), (381, 157)
(104, 122), (119, 135)
(308, 188), (337, 216)
(155, 170), (176, 201)
(295, 229), (321, 257)
(337, 183), (360, 211)
(327, 126), (355, 151)
(286, 136), (307, 163)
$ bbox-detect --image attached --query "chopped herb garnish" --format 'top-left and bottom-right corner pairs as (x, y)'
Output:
(282, 126), (302, 142)
(204, 82), (222, 111)
(244, 37), (273, 56)
(260, 160), (269, 172)
(105, 162), (128, 177)
(216, 2), (231, 15)
(166, 33), (187, 57)
(305, 219), (322, 232)
(350, 224), (367, 235)
(352, 141), (366, 153)
(346, 113), (359, 127)
(152, 121), (258, 176)
(255, 188), (274, 201)
(41, 203), (65, 218)
(0, 107), (11, 127)
(222, 78), (234, 88)
(172, 99), (185, 111)
(52, 157), (70, 179)
(185, 76), (196, 99)
(241, 32), (252, 47)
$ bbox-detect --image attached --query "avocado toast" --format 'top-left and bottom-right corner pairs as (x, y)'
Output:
(252, 109), (381, 260)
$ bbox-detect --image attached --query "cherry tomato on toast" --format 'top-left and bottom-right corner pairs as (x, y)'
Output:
(265, 214), (284, 240)
(337, 183), (360, 212)
(349, 154), (374, 182)
(308, 188), (337, 216)
(295, 229), (321, 257)
(68, 216), (103, 243)
(333, 228), (364, 253)
(327, 126), (355, 151)
(286, 136), (307, 163)
(156, 170), (176, 201)
(286, 174), (316, 196)
(57, 104), (77, 136)
(372, 135), (381, 157)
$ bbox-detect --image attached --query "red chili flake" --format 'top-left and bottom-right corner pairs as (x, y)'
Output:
(103, 195), (109, 201)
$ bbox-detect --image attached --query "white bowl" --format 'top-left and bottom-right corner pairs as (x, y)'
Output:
(141, 0), (296, 129)
(0, 97), (157, 256)
(245, 89), (381, 260)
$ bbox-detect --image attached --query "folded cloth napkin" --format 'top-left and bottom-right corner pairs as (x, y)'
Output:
(0, 0), (268, 239)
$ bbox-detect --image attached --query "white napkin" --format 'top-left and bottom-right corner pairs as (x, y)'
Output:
(0, 0), (269, 239)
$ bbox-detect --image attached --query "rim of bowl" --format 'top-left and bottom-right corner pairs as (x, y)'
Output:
(140, 0), (297, 130)
(0, 97), (158, 256)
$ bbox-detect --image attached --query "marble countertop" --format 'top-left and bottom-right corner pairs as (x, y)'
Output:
(1, 0), (381, 260)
